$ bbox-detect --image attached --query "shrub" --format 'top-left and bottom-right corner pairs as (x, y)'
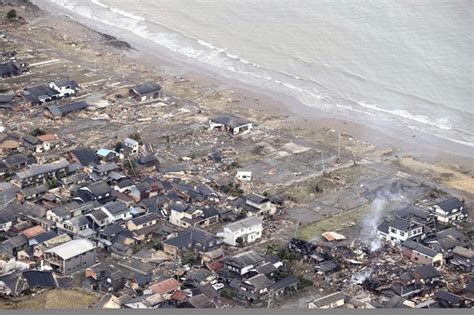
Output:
(6, 9), (17, 20)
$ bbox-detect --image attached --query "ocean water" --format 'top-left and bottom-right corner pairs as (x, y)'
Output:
(35, 0), (473, 148)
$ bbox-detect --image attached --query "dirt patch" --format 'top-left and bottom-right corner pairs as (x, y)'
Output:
(0, 289), (101, 309)
(395, 157), (474, 194)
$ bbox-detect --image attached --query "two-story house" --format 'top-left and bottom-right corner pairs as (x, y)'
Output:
(169, 204), (219, 228)
(377, 218), (424, 244)
(75, 181), (112, 204)
(235, 193), (277, 217)
(13, 159), (70, 188)
(101, 201), (131, 222)
(48, 79), (79, 98)
(217, 217), (263, 246)
(163, 227), (221, 258)
(430, 197), (469, 224)
(224, 250), (266, 276)
(126, 213), (159, 231)
(43, 239), (96, 274)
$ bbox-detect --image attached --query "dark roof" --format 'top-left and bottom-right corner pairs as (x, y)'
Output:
(270, 275), (298, 291)
(246, 274), (272, 290)
(389, 218), (419, 231)
(246, 193), (269, 204)
(84, 181), (111, 196)
(396, 206), (432, 221)
(23, 134), (40, 145)
(164, 227), (218, 249)
(254, 262), (276, 275)
(210, 114), (251, 129)
(435, 291), (463, 306)
(70, 147), (99, 166)
(100, 223), (125, 237)
(131, 82), (162, 95)
(89, 209), (109, 221)
(22, 271), (57, 288)
(412, 243), (438, 258)
(47, 101), (89, 117)
(132, 213), (158, 226)
(30, 231), (57, 244)
(103, 201), (128, 215)
(24, 85), (58, 104)
(2, 154), (28, 168)
(414, 265), (441, 279)
(226, 250), (265, 268)
(377, 220), (390, 234)
(0, 94), (15, 104)
(52, 78), (79, 89)
(435, 197), (463, 213)
(138, 155), (158, 165)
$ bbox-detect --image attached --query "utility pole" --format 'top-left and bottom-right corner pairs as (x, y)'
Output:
(293, 220), (300, 239)
(321, 152), (325, 174)
(267, 291), (274, 309)
(337, 132), (341, 162)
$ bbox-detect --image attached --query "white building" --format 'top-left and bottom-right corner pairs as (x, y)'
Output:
(236, 171), (252, 182)
(218, 217), (263, 246)
(49, 79), (79, 98)
(377, 218), (424, 244)
(123, 138), (139, 154)
(431, 197), (468, 224)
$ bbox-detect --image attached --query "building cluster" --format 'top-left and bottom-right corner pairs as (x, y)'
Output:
(284, 197), (472, 309)
(0, 66), (302, 308)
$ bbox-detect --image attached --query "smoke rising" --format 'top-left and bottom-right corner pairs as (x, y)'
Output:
(361, 183), (407, 251)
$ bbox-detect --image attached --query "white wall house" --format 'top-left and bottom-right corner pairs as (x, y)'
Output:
(124, 138), (139, 154)
(377, 218), (424, 244)
(431, 197), (468, 224)
(217, 217), (263, 246)
(236, 171), (252, 182)
(49, 79), (79, 98)
(209, 115), (253, 135)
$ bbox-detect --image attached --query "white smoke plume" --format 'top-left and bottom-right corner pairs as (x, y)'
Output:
(361, 183), (407, 251)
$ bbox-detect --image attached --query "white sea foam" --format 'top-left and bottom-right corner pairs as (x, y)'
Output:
(33, 0), (474, 150)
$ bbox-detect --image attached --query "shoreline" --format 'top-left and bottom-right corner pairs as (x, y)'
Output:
(19, 0), (474, 170)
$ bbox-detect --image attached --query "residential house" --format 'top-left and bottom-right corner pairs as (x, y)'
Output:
(24, 85), (59, 106)
(75, 181), (112, 204)
(224, 250), (266, 276)
(235, 193), (278, 217)
(44, 239), (96, 274)
(126, 213), (159, 231)
(87, 209), (113, 230)
(58, 215), (92, 237)
(270, 276), (299, 297)
(129, 83), (162, 102)
(308, 292), (345, 309)
(401, 240), (444, 267)
(48, 79), (79, 98)
(2, 154), (29, 171)
(69, 147), (100, 167)
(16, 184), (48, 203)
(169, 204), (219, 228)
(0, 133), (21, 155)
(425, 228), (469, 258)
(101, 201), (131, 222)
(123, 138), (139, 154)
(163, 227), (221, 258)
(0, 61), (29, 78)
(377, 218), (424, 244)
(450, 246), (473, 272)
(412, 265), (442, 286)
(430, 197), (469, 224)
(209, 114), (253, 135)
(0, 93), (16, 110)
(37, 134), (60, 151)
(22, 134), (43, 153)
(13, 159), (70, 188)
(45, 101), (89, 118)
(217, 217), (263, 246)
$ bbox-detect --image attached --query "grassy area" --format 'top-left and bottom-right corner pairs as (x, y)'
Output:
(297, 205), (370, 241)
(395, 157), (474, 194)
(0, 290), (101, 309)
